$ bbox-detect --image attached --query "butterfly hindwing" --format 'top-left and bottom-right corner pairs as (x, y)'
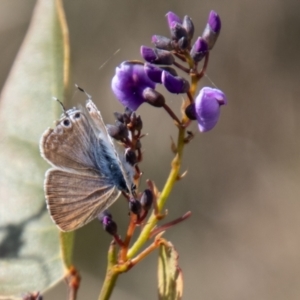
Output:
(45, 169), (120, 231)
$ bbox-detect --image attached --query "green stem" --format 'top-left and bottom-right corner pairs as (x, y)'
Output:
(127, 126), (186, 259)
(98, 270), (119, 300)
(98, 242), (119, 300)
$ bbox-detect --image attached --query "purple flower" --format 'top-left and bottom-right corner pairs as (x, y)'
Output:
(195, 87), (227, 132)
(111, 61), (156, 111)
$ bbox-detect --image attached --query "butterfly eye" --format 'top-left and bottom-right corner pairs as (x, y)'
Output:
(63, 119), (71, 127)
(74, 112), (81, 119)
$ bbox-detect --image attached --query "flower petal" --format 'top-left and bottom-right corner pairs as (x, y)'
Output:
(195, 87), (227, 132)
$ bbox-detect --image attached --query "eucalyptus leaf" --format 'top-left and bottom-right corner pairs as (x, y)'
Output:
(0, 0), (72, 297)
(158, 242), (183, 300)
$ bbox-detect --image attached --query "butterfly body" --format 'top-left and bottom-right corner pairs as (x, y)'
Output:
(40, 99), (134, 231)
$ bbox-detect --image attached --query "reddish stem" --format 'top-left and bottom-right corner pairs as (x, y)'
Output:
(173, 61), (190, 73)
(197, 52), (210, 79)
(163, 103), (182, 126)
(149, 211), (192, 238)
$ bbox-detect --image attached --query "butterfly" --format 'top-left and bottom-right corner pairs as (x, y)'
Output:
(40, 97), (135, 231)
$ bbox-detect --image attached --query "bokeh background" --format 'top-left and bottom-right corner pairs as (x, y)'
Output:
(1, 0), (300, 299)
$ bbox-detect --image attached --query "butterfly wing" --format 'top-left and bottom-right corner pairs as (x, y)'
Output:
(40, 107), (122, 231)
(85, 99), (135, 193)
(45, 169), (120, 231)
(40, 107), (100, 175)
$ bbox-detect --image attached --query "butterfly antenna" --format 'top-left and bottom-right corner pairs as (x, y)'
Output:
(75, 84), (92, 100)
(52, 97), (68, 116)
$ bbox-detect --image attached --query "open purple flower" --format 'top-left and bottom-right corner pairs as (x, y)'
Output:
(194, 87), (227, 132)
(111, 61), (156, 111)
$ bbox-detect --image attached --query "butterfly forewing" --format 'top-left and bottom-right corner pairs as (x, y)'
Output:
(86, 99), (135, 193)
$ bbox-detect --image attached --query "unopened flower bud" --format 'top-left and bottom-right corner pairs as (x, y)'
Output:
(161, 66), (177, 77)
(144, 63), (163, 83)
(106, 121), (128, 140)
(202, 10), (221, 50)
(152, 35), (173, 51)
(166, 11), (182, 29)
(135, 139), (142, 150)
(132, 114), (143, 131)
(129, 198), (142, 215)
(140, 189), (153, 211)
(170, 21), (188, 41)
(141, 46), (174, 65)
(114, 111), (124, 123)
(177, 36), (189, 50)
(125, 148), (137, 166)
(185, 103), (197, 120)
(124, 107), (133, 117)
(182, 15), (194, 40)
(190, 37), (208, 63)
(98, 211), (118, 235)
(143, 87), (165, 107)
(162, 71), (190, 94)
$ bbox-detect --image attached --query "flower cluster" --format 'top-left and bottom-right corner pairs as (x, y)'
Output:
(111, 10), (227, 132)
(96, 10), (229, 299)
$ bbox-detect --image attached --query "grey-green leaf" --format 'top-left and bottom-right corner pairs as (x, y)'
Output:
(158, 241), (183, 300)
(0, 0), (72, 297)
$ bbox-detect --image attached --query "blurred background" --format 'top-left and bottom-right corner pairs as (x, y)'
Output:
(1, 0), (300, 299)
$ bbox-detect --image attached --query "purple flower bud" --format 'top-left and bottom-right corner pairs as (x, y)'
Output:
(166, 11), (182, 29)
(152, 35), (173, 51)
(125, 148), (137, 166)
(208, 10), (221, 33)
(124, 107), (133, 118)
(144, 63), (163, 83)
(162, 71), (190, 94)
(170, 21), (188, 41)
(190, 37), (208, 63)
(98, 211), (118, 235)
(195, 87), (227, 132)
(113, 111), (125, 123)
(144, 64), (178, 84)
(161, 66), (178, 77)
(185, 103), (197, 120)
(111, 61), (156, 111)
(202, 10), (221, 50)
(106, 121), (128, 140)
(177, 36), (189, 50)
(182, 15), (194, 40)
(140, 189), (153, 211)
(140, 46), (174, 65)
(130, 112), (143, 131)
(129, 198), (142, 215)
(143, 87), (165, 107)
